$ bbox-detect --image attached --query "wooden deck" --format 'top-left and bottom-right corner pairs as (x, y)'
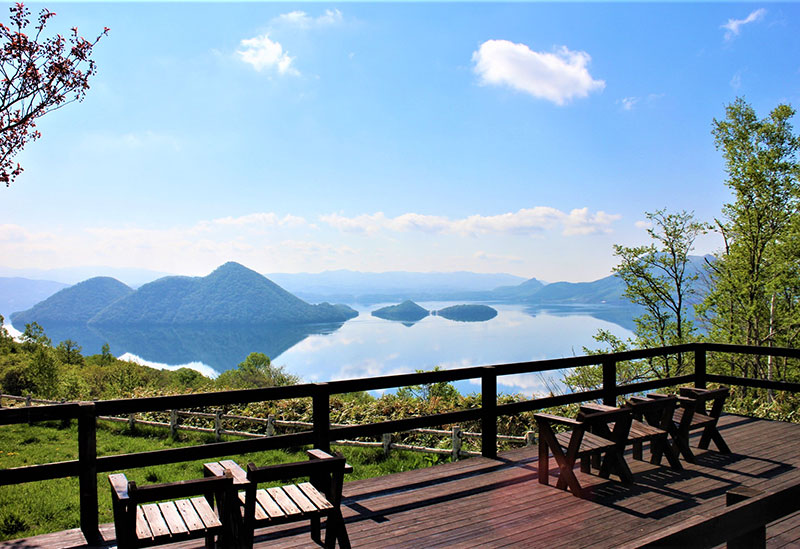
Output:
(4, 413), (800, 548)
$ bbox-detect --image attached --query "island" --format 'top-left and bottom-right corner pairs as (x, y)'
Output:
(435, 304), (498, 322)
(371, 300), (430, 322)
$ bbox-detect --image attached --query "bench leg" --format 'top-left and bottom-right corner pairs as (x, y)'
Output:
(324, 511), (350, 549)
(538, 439), (549, 485)
(311, 515), (322, 544)
(633, 440), (643, 461)
(699, 426), (731, 454)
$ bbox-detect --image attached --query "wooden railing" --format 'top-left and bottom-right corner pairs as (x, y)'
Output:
(1, 342), (799, 543)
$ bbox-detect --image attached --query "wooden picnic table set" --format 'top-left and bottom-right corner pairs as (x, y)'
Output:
(535, 386), (732, 498)
(108, 449), (352, 548)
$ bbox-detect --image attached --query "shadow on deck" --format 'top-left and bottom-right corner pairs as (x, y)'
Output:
(4, 414), (800, 548)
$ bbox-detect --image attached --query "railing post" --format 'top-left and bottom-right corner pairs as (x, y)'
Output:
(452, 426), (462, 461)
(382, 433), (392, 457)
(726, 486), (765, 549)
(525, 431), (535, 447)
(603, 358), (617, 406)
(214, 411), (222, 442)
(128, 413), (136, 432)
(169, 409), (178, 440)
(78, 402), (99, 544)
(312, 383), (331, 453)
(695, 345), (707, 389)
(266, 414), (276, 437)
(481, 367), (497, 458)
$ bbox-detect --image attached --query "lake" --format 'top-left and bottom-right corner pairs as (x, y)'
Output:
(5, 303), (636, 396)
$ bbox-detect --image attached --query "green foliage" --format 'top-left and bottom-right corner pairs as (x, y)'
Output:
(21, 322), (51, 350)
(700, 98), (800, 381)
(100, 342), (113, 365)
(568, 210), (706, 391)
(397, 366), (460, 402)
(56, 340), (83, 365)
(215, 352), (300, 389)
(27, 347), (59, 399)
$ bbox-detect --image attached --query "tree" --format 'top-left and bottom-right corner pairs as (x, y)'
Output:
(564, 210), (708, 392)
(397, 366), (460, 402)
(56, 338), (82, 365)
(1, 3), (107, 186)
(216, 353), (300, 389)
(700, 98), (800, 381)
(100, 342), (113, 365)
(21, 321), (50, 349)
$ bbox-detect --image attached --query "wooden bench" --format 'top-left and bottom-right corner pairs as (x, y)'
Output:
(108, 471), (233, 549)
(205, 450), (350, 549)
(535, 406), (633, 498)
(582, 396), (682, 471)
(649, 386), (731, 463)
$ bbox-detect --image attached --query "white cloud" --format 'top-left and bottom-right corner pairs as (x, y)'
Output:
(320, 207), (620, 237)
(274, 9), (343, 29)
(722, 9), (766, 41)
(472, 40), (605, 105)
(237, 34), (297, 75)
(620, 97), (639, 111)
(195, 213), (307, 231)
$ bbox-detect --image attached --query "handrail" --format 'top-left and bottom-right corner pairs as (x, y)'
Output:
(0, 341), (798, 543)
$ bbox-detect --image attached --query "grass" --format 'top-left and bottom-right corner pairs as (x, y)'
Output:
(0, 420), (444, 542)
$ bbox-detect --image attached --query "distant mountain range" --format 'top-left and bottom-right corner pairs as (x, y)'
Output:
(10, 262), (357, 328)
(3, 256), (713, 330)
(0, 277), (70, 319)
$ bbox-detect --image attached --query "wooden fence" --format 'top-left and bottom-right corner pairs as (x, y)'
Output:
(1, 341), (799, 543)
(0, 395), (535, 460)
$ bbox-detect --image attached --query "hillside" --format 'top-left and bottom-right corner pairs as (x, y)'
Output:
(372, 300), (430, 322)
(11, 277), (134, 326)
(525, 274), (627, 305)
(89, 262), (358, 325)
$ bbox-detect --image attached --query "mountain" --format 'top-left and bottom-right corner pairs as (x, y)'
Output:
(89, 262), (358, 325)
(488, 278), (546, 300)
(372, 300), (430, 322)
(0, 277), (70, 318)
(11, 277), (134, 326)
(524, 274), (627, 305)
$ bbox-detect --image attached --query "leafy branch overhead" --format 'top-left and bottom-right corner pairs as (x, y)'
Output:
(0, 3), (107, 187)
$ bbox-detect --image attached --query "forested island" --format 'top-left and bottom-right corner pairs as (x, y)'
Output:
(371, 300), (429, 322)
(435, 304), (498, 322)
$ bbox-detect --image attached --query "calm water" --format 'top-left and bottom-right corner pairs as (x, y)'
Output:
(7, 303), (636, 396)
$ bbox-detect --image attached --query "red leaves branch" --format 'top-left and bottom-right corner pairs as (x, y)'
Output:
(1, 3), (107, 186)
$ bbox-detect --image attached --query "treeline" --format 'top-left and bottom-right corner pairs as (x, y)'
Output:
(0, 317), (302, 400)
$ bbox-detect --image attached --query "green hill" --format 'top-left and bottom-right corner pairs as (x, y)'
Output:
(372, 300), (430, 322)
(11, 277), (133, 326)
(89, 262), (358, 325)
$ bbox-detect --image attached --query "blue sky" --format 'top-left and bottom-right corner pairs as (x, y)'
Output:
(2, 2), (798, 282)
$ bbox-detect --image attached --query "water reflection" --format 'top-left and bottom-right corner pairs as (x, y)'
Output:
(21, 321), (346, 375)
